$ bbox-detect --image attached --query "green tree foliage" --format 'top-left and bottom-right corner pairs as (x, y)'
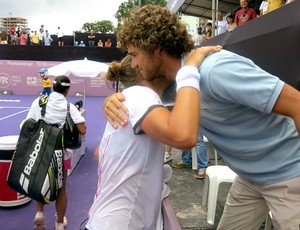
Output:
(114, 0), (137, 24)
(114, 0), (167, 24)
(143, 0), (167, 6)
(94, 20), (115, 33)
(79, 0), (167, 34)
(81, 20), (114, 34)
(81, 22), (94, 32)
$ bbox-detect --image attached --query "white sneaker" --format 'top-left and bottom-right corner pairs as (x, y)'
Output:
(55, 214), (68, 228)
(34, 211), (46, 230)
(164, 152), (172, 163)
(55, 222), (64, 230)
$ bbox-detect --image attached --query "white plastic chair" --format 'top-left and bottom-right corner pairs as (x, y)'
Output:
(191, 147), (198, 170)
(201, 165), (237, 225)
(264, 211), (273, 230)
(204, 136), (219, 165)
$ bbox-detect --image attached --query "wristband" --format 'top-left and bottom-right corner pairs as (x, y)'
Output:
(176, 65), (201, 92)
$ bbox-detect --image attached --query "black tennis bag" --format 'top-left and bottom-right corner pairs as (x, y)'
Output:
(7, 118), (64, 204)
(64, 103), (82, 149)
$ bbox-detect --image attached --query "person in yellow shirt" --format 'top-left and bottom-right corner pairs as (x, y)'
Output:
(31, 31), (40, 45)
(39, 68), (51, 95)
(259, 0), (285, 15)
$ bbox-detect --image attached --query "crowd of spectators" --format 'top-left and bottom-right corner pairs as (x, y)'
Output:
(0, 24), (117, 48)
(1, 1), (293, 47)
(191, 0), (292, 42)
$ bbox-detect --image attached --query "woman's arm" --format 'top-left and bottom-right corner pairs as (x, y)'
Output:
(76, 123), (86, 135)
(94, 144), (100, 162)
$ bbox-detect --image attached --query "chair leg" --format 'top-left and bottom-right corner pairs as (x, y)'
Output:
(207, 176), (219, 225)
(202, 175), (209, 208)
(214, 149), (218, 165)
(191, 147), (197, 170)
(264, 212), (273, 230)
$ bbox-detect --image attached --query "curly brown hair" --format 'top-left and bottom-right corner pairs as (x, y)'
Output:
(105, 55), (138, 88)
(117, 5), (194, 59)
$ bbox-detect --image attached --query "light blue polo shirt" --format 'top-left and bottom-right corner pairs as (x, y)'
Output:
(198, 50), (300, 185)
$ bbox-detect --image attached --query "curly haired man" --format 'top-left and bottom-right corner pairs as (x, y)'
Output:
(104, 4), (300, 229)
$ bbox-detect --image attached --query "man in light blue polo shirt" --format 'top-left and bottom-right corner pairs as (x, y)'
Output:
(198, 50), (300, 229)
(103, 5), (300, 229)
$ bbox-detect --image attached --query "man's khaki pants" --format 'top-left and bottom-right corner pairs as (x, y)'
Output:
(218, 175), (300, 230)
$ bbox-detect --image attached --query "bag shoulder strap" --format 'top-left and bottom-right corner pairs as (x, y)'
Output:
(39, 94), (49, 117)
(66, 102), (71, 117)
(65, 102), (70, 121)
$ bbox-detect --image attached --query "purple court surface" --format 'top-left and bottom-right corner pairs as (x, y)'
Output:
(0, 95), (106, 229)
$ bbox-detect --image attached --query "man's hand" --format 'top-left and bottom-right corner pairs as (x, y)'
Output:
(103, 93), (129, 128)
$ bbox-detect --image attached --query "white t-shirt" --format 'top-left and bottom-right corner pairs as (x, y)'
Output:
(25, 92), (85, 159)
(86, 86), (165, 230)
(192, 34), (204, 46)
(57, 29), (63, 38)
(216, 20), (227, 35)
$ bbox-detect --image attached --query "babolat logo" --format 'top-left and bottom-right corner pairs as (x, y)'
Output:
(19, 128), (45, 192)
(55, 150), (63, 188)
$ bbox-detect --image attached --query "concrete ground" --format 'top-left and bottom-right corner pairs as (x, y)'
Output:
(166, 147), (270, 230)
(166, 147), (230, 230)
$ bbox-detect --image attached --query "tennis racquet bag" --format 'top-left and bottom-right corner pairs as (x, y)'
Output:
(7, 118), (64, 204)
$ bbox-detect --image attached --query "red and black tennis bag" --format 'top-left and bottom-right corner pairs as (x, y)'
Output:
(7, 118), (64, 204)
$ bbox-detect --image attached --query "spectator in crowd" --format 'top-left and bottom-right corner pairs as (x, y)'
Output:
(57, 26), (64, 46)
(39, 25), (45, 46)
(173, 132), (208, 179)
(15, 27), (21, 45)
(192, 27), (204, 48)
(203, 22), (213, 40)
(105, 39), (112, 47)
(40, 25), (45, 34)
(0, 30), (8, 44)
(25, 75), (86, 230)
(31, 31), (40, 45)
(9, 24), (17, 45)
(103, 5), (300, 229)
(164, 145), (173, 163)
(259, 0), (285, 15)
(216, 12), (227, 35)
(117, 40), (122, 48)
(20, 31), (28, 45)
(226, 14), (237, 32)
(88, 30), (95, 47)
(29, 30), (34, 45)
(74, 41), (79, 46)
(97, 39), (103, 47)
(78, 41), (86, 47)
(235, 0), (257, 26)
(44, 30), (53, 46)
